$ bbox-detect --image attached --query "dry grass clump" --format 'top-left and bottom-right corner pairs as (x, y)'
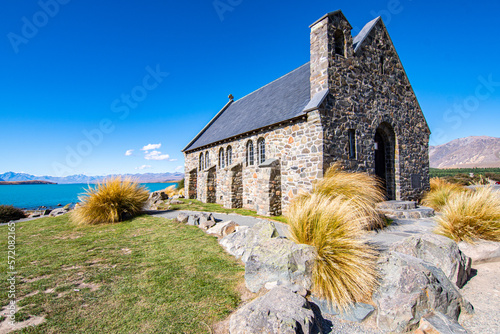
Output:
(287, 193), (378, 311)
(435, 186), (500, 243)
(71, 177), (149, 225)
(162, 185), (177, 197)
(422, 177), (466, 211)
(312, 164), (386, 230)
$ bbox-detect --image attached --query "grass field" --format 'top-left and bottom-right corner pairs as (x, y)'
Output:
(0, 214), (244, 333)
(162, 198), (288, 224)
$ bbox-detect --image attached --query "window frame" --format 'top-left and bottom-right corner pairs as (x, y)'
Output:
(257, 138), (266, 165)
(226, 146), (232, 166)
(348, 129), (356, 159)
(246, 141), (254, 166)
(219, 148), (225, 169)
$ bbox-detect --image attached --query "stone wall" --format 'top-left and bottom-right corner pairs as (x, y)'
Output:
(310, 13), (430, 200)
(184, 110), (324, 215)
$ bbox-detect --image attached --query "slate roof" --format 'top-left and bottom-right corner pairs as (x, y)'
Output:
(183, 16), (382, 153)
(183, 63), (311, 152)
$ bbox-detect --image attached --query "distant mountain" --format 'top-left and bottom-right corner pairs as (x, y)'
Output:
(0, 172), (184, 184)
(0, 178), (3, 182)
(429, 136), (500, 169)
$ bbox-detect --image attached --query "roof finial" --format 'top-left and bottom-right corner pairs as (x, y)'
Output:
(228, 94), (234, 101)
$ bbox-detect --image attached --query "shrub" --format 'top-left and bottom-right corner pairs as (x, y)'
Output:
(0, 205), (26, 223)
(162, 185), (177, 198)
(312, 164), (386, 230)
(435, 186), (500, 243)
(287, 193), (378, 311)
(422, 177), (466, 211)
(71, 177), (149, 225)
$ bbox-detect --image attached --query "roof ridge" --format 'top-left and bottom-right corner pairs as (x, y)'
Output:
(353, 16), (381, 53)
(232, 62), (310, 104)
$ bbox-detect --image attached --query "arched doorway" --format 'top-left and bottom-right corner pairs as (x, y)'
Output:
(374, 122), (396, 200)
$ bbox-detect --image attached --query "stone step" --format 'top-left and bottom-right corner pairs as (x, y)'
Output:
(378, 207), (435, 219)
(377, 200), (417, 211)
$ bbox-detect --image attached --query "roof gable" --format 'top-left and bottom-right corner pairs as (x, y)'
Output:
(183, 63), (311, 152)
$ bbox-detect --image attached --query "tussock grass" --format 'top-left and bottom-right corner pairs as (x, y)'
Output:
(436, 186), (500, 243)
(287, 193), (378, 311)
(162, 185), (177, 197)
(422, 177), (467, 211)
(312, 164), (386, 230)
(71, 177), (149, 225)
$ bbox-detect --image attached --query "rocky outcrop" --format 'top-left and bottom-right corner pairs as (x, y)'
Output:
(373, 251), (473, 333)
(175, 212), (189, 224)
(245, 237), (316, 293)
(390, 234), (471, 288)
(229, 287), (315, 334)
(49, 207), (70, 217)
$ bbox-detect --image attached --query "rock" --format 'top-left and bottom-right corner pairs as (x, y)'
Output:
(229, 287), (315, 334)
(176, 212), (189, 224)
(49, 207), (70, 217)
(42, 209), (52, 216)
(310, 297), (375, 323)
(219, 220), (279, 261)
(206, 220), (238, 237)
(391, 234), (472, 288)
(198, 213), (216, 230)
(29, 213), (41, 218)
(57, 203), (62, 207)
(373, 251), (473, 333)
(458, 240), (500, 264)
(150, 191), (168, 200)
(172, 195), (180, 199)
(187, 214), (200, 226)
(264, 281), (308, 297)
(170, 200), (184, 205)
(222, 222), (238, 236)
(245, 237), (316, 293)
(417, 311), (468, 334)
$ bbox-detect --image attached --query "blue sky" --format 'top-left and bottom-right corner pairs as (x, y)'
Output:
(1, 0), (499, 176)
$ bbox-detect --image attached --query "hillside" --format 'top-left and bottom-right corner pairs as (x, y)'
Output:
(0, 172), (184, 184)
(429, 136), (500, 169)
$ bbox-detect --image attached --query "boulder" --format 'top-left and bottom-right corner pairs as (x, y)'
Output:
(373, 251), (473, 333)
(49, 207), (69, 217)
(187, 214), (200, 226)
(42, 209), (52, 216)
(390, 234), (472, 288)
(206, 220), (238, 237)
(170, 200), (184, 205)
(146, 191), (168, 210)
(229, 287), (315, 334)
(198, 213), (216, 230)
(458, 240), (500, 264)
(176, 212), (189, 224)
(416, 311), (468, 334)
(245, 237), (316, 293)
(219, 220), (279, 261)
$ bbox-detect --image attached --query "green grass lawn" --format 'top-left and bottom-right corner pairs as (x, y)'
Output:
(162, 198), (288, 224)
(0, 214), (244, 333)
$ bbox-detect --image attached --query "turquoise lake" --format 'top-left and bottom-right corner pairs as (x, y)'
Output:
(0, 183), (177, 210)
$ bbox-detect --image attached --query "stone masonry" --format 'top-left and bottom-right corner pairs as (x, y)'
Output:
(182, 10), (430, 216)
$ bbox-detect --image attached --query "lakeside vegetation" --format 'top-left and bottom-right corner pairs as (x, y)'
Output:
(0, 215), (243, 333)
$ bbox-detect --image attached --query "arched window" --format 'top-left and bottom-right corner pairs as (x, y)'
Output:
(205, 151), (210, 168)
(219, 148), (225, 168)
(334, 29), (345, 57)
(246, 141), (254, 166)
(199, 152), (204, 171)
(257, 138), (266, 165)
(226, 146), (232, 166)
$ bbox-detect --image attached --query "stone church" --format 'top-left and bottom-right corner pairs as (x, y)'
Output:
(182, 10), (430, 216)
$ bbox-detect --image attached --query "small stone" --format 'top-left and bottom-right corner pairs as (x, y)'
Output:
(418, 311), (468, 334)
